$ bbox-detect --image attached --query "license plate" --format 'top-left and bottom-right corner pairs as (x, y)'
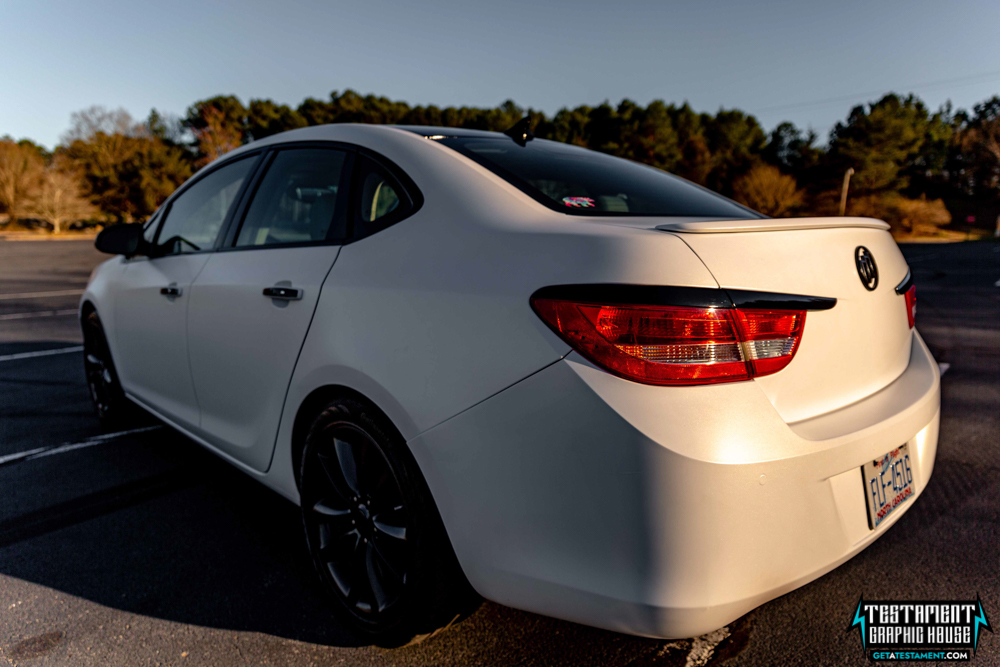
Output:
(863, 444), (915, 529)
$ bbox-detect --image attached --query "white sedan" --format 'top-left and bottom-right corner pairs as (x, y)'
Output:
(82, 121), (938, 645)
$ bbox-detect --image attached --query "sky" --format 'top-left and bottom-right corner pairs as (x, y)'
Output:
(3, 0), (999, 150)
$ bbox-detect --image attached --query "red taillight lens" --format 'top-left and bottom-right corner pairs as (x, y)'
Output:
(903, 285), (916, 329)
(532, 299), (805, 386)
(734, 309), (805, 377)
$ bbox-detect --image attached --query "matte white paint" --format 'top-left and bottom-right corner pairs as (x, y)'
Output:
(113, 253), (209, 431)
(185, 245), (341, 470)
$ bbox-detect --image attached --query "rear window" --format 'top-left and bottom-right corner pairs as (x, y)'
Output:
(439, 137), (759, 218)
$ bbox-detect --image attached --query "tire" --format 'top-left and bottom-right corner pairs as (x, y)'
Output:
(82, 310), (137, 430)
(299, 397), (478, 646)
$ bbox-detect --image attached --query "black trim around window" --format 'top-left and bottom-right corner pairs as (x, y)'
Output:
(530, 284), (837, 311)
(348, 150), (422, 242)
(356, 148), (424, 222)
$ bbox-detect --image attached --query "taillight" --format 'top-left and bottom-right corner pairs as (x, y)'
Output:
(532, 299), (805, 386)
(734, 309), (806, 376)
(903, 285), (916, 329)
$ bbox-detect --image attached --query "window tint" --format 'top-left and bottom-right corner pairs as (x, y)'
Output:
(352, 156), (411, 239)
(439, 137), (759, 218)
(235, 148), (349, 247)
(156, 156), (255, 254)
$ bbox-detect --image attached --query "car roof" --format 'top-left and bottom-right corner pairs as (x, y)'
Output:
(389, 125), (504, 139)
(219, 124), (506, 162)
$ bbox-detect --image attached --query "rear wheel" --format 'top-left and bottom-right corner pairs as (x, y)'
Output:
(300, 397), (477, 646)
(82, 311), (135, 429)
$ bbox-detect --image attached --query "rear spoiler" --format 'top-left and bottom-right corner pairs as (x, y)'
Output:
(655, 217), (890, 234)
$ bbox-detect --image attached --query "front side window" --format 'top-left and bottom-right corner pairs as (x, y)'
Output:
(235, 148), (350, 247)
(439, 137), (759, 218)
(155, 156), (256, 255)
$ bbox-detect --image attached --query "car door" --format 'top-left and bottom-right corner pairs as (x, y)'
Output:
(113, 154), (258, 431)
(185, 146), (353, 471)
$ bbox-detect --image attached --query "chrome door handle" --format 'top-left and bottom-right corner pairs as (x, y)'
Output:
(160, 286), (182, 297)
(263, 286), (303, 300)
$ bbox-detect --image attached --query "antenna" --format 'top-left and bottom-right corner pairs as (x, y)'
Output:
(503, 117), (534, 147)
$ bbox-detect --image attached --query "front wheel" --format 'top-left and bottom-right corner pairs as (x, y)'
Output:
(82, 310), (135, 429)
(299, 397), (477, 646)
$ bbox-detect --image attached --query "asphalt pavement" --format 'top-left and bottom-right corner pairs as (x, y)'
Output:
(0, 238), (997, 666)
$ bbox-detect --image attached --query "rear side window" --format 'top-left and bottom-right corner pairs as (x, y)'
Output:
(235, 148), (350, 247)
(360, 170), (400, 222)
(439, 137), (758, 218)
(351, 155), (415, 240)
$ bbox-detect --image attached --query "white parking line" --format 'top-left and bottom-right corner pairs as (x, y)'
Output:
(939, 362), (951, 376)
(0, 446), (49, 466)
(0, 308), (78, 321)
(0, 345), (85, 362)
(0, 425), (165, 467)
(648, 626), (732, 666)
(0, 289), (84, 300)
(685, 626), (731, 667)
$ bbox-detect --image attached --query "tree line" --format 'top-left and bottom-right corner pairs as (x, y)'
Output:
(1, 89), (998, 234)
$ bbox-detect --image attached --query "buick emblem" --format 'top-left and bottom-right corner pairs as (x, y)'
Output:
(855, 246), (878, 291)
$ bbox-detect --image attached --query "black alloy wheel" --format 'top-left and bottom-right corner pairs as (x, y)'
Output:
(304, 423), (410, 620)
(300, 398), (478, 646)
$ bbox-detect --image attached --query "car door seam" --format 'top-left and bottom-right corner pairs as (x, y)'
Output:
(261, 248), (343, 473)
(184, 253), (216, 424)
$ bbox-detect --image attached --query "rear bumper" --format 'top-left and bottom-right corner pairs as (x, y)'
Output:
(408, 331), (940, 638)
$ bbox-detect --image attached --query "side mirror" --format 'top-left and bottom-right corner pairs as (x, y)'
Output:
(95, 223), (146, 257)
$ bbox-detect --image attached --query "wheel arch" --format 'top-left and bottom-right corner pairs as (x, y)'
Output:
(290, 384), (408, 492)
(79, 299), (115, 357)
(80, 299), (97, 320)
(292, 380), (481, 638)
(79, 300), (100, 347)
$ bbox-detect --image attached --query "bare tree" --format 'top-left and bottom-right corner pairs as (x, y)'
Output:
(61, 106), (141, 144)
(26, 165), (97, 234)
(0, 139), (45, 224)
(732, 164), (804, 217)
(146, 108), (187, 144)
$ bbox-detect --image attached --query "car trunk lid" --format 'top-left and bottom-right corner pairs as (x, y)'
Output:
(663, 217), (913, 424)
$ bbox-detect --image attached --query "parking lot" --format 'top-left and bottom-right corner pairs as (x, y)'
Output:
(1, 238), (997, 666)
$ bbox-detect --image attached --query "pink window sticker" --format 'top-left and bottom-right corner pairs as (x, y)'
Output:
(562, 196), (596, 208)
